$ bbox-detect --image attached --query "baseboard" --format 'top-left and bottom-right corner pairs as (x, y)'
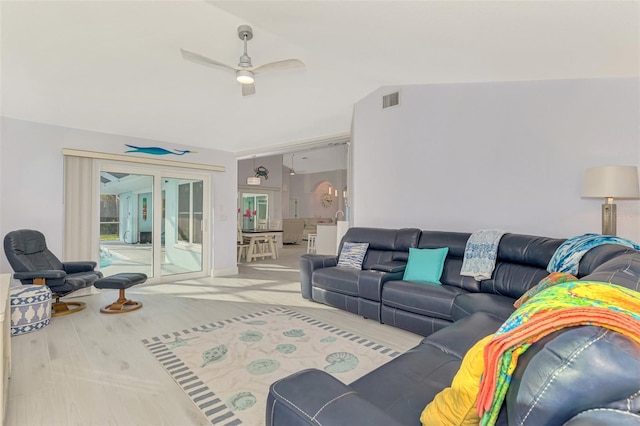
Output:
(213, 267), (238, 277)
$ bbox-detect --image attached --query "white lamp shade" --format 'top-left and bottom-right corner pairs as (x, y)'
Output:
(583, 166), (640, 199)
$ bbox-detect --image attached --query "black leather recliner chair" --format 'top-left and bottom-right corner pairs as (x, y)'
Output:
(4, 229), (103, 316)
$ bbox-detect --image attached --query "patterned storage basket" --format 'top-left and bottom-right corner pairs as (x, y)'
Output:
(10, 285), (52, 336)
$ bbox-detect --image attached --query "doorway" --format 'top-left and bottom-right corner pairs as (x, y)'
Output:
(99, 164), (209, 281)
(241, 193), (268, 230)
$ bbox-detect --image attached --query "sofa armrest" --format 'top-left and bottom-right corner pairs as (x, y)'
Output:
(267, 369), (403, 426)
(369, 261), (406, 273)
(14, 270), (66, 281)
(358, 270), (406, 302)
(300, 254), (338, 300)
(63, 261), (97, 274)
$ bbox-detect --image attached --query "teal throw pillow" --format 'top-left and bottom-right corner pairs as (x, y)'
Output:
(403, 247), (449, 284)
(337, 242), (369, 270)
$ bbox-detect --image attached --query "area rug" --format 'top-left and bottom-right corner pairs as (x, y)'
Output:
(142, 307), (401, 425)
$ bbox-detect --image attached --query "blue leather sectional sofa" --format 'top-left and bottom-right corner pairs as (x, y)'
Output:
(267, 227), (640, 425)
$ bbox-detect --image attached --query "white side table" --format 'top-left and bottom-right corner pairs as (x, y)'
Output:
(316, 224), (337, 255)
(0, 274), (12, 424)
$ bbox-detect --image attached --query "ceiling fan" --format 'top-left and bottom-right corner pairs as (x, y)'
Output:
(180, 25), (304, 96)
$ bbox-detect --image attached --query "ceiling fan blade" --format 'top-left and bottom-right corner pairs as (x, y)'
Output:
(253, 59), (305, 74)
(242, 83), (256, 97)
(180, 48), (237, 72)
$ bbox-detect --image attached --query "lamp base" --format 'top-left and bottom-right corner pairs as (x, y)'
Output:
(601, 203), (617, 236)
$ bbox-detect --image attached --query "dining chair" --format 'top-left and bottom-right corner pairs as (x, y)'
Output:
(237, 223), (249, 263)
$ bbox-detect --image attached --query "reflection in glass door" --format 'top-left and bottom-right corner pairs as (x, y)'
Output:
(99, 171), (154, 277)
(161, 177), (203, 276)
(241, 193), (268, 230)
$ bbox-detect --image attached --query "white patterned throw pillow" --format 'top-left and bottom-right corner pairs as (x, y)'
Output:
(337, 242), (369, 269)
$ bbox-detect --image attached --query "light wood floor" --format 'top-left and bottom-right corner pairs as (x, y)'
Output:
(6, 245), (422, 426)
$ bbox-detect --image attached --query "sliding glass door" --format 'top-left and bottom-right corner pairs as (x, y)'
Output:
(161, 176), (203, 276)
(241, 193), (268, 230)
(99, 164), (208, 282)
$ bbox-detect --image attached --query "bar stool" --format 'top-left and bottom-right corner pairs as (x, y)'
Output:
(237, 243), (249, 262)
(237, 225), (249, 263)
(307, 234), (317, 254)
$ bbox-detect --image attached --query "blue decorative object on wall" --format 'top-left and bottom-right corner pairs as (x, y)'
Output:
(124, 144), (195, 156)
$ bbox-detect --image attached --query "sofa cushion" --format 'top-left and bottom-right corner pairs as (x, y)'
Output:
(339, 227), (421, 268)
(420, 335), (492, 426)
(403, 247), (449, 284)
(450, 293), (516, 322)
(480, 263), (550, 299)
(497, 234), (564, 269)
(382, 280), (468, 321)
(421, 312), (505, 358)
(312, 267), (361, 296)
(581, 252), (640, 292)
(337, 242), (369, 269)
(475, 234), (564, 299)
(418, 231), (470, 258)
(418, 232), (481, 292)
(577, 244), (638, 277)
(282, 218), (305, 244)
(440, 258), (482, 292)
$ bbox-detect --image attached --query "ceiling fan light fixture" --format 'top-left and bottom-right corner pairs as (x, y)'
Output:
(181, 24), (303, 96)
(236, 69), (255, 84)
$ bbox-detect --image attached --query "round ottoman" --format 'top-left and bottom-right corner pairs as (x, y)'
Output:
(10, 285), (52, 336)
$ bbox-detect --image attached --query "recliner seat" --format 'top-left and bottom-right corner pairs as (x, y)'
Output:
(4, 229), (103, 316)
(301, 227), (421, 321)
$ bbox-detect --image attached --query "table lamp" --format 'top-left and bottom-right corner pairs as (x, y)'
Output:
(582, 165), (640, 235)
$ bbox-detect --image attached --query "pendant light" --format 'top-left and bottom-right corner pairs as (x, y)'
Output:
(290, 154), (296, 176)
(247, 156), (261, 185)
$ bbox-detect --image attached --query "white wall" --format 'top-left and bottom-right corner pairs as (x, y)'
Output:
(238, 155), (284, 189)
(289, 170), (347, 219)
(238, 156), (284, 227)
(0, 117), (238, 276)
(352, 78), (640, 242)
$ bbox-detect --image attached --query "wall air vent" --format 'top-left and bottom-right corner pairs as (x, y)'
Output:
(382, 91), (400, 109)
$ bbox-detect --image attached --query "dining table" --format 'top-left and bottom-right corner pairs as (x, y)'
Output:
(241, 229), (283, 262)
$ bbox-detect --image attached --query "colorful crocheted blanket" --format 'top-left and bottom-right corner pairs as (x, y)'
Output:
(547, 233), (640, 275)
(476, 280), (640, 426)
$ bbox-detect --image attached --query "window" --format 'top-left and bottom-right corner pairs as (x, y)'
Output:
(100, 194), (120, 240)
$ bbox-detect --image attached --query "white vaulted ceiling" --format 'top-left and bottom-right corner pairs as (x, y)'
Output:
(1, 1), (637, 154)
